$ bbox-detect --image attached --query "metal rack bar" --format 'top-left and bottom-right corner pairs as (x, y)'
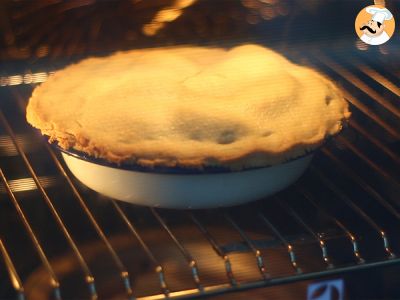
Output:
(257, 212), (302, 273)
(150, 208), (203, 292)
(295, 184), (365, 264)
(305, 59), (400, 139)
(322, 148), (400, 219)
(111, 202), (170, 297)
(336, 135), (400, 188)
(44, 143), (134, 299)
(188, 212), (237, 286)
(137, 256), (400, 300)
(0, 238), (25, 300)
(223, 213), (269, 280)
(0, 169), (61, 300)
(352, 61), (400, 98)
(310, 167), (396, 259)
(349, 119), (400, 165)
(274, 197), (333, 269)
(343, 91), (400, 140)
(0, 111), (98, 299)
(314, 52), (400, 118)
(13, 88), (133, 297)
(14, 89), (183, 296)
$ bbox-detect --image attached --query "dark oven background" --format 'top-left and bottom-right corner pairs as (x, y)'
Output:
(0, 0), (399, 299)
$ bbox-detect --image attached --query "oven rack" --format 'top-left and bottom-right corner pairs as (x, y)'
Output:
(0, 47), (399, 300)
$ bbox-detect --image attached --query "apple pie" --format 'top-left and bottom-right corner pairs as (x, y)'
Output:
(26, 44), (350, 170)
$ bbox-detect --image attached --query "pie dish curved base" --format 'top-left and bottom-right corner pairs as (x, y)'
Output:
(62, 153), (313, 209)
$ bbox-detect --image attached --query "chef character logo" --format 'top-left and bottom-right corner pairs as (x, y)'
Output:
(355, 5), (395, 45)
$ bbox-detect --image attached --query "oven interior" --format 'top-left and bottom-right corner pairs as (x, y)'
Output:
(0, 0), (399, 299)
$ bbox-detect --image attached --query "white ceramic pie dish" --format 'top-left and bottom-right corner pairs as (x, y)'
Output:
(59, 147), (313, 209)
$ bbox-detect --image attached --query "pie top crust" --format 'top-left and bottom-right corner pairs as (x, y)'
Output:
(26, 44), (350, 170)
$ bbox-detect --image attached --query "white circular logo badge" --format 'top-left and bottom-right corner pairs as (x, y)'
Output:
(355, 5), (395, 45)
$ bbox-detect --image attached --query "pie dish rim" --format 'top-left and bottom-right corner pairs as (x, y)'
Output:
(53, 140), (319, 175)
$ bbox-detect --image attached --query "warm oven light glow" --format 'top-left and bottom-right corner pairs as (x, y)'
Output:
(0, 72), (54, 86)
(0, 176), (56, 193)
(142, 0), (197, 36)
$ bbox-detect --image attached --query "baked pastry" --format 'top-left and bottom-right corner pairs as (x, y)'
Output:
(26, 44), (350, 170)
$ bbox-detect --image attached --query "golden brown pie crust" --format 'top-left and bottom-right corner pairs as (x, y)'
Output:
(26, 44), (350, 170)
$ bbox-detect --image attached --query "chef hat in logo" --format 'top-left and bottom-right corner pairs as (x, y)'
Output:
(366, 7), (393, 23)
